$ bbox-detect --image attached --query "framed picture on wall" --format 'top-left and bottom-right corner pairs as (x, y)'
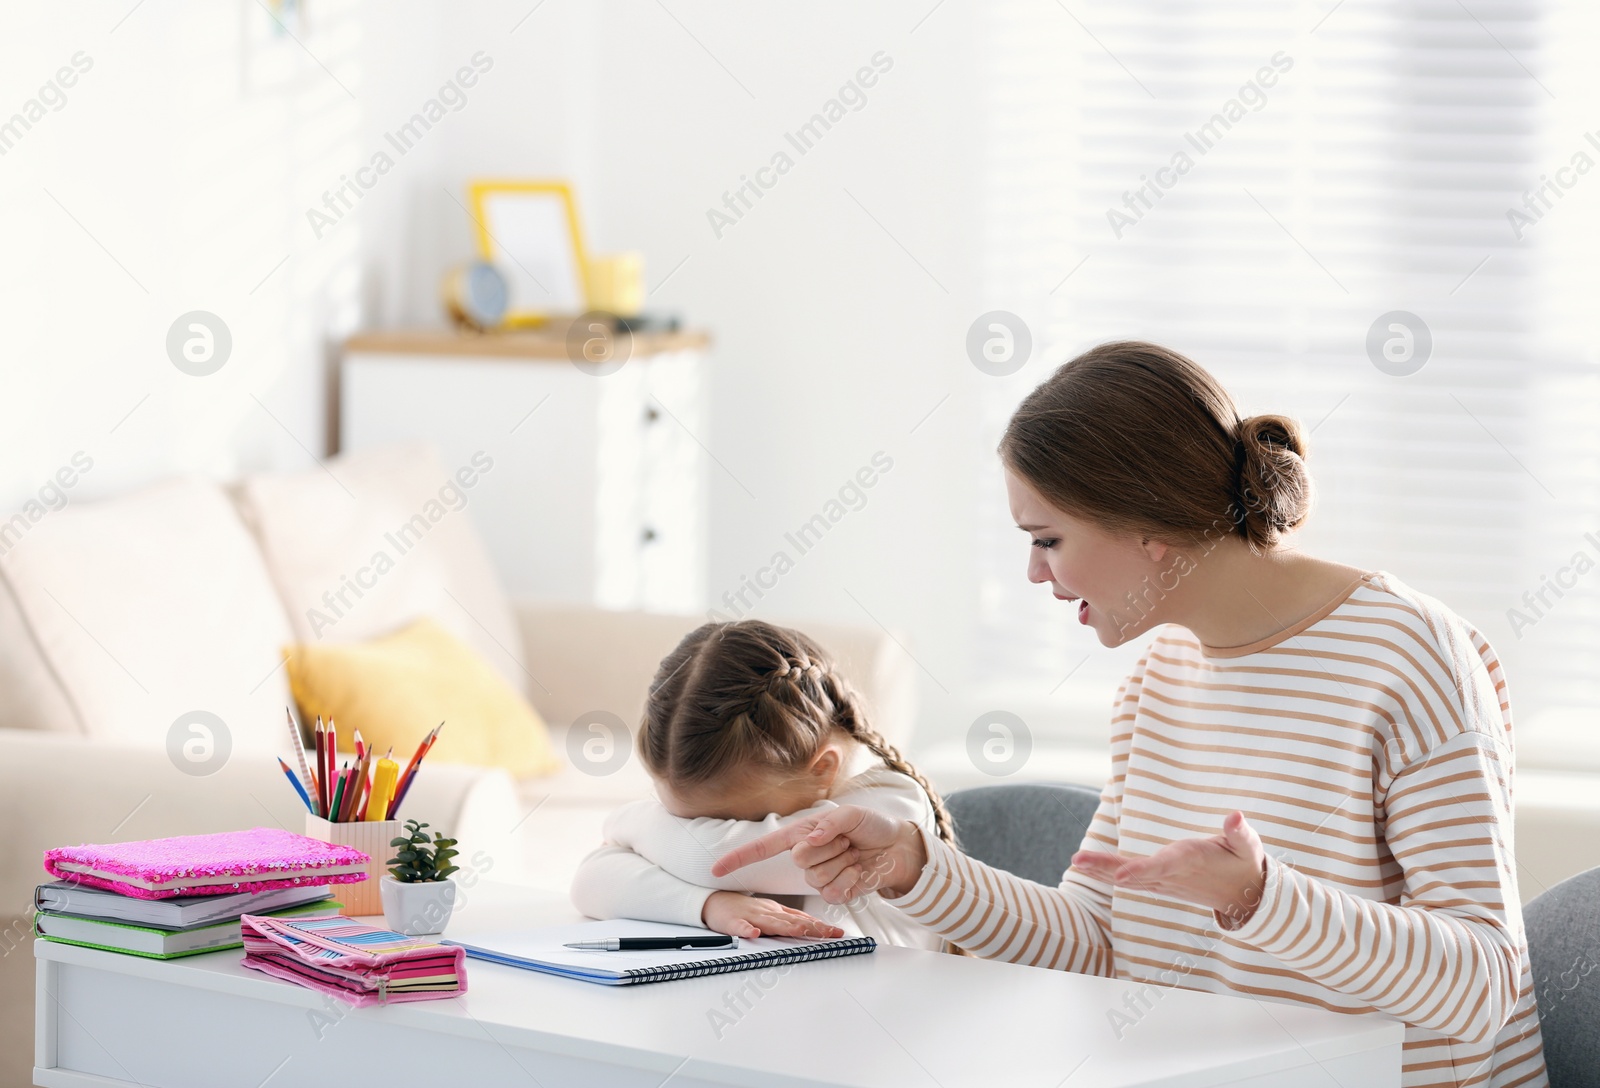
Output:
(466, 180), (590, 326)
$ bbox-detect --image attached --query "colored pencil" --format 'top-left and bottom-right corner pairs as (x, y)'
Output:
(323, 719), (335, 817)
(329, 762), (349, 824)
(335, 764), (350, 823)
(391, 724), (441, 810)
(278, 758), (314, 813)
(322, 717), (335, 815)
(346, 769), (360, 822)
(352, 751), (373, 820)
(396, 726), (437, 787)
(313, 719), (326, 816)
(389, 766), (422, 819)
(389, 724), (442, 818)
(286, 708), (316, 802)
(343, 753), (367, 822)
(326, 721), (337, 816)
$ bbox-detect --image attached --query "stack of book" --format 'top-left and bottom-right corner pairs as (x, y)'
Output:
(240, 913), (467, 1004)
(34, 882), (341, 959)
(37, 827), (370, 961)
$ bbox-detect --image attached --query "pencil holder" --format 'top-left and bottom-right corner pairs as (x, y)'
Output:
(304, 815), (401, 916)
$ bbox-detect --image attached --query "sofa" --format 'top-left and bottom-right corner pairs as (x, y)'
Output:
(0, 444), (915, 1088)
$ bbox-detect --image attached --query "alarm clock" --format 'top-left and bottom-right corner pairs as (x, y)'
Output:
(441, 260), (509, 331)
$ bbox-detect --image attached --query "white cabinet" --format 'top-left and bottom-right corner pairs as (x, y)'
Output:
(340, 329), (709, 613)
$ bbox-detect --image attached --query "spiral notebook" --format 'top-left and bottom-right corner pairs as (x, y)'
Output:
(444, 919), (875, 986)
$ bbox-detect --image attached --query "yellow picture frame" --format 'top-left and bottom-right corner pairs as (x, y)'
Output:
(465, 179), (591, 327)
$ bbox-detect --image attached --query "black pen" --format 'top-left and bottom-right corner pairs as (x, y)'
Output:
(563, 935), (738, 951)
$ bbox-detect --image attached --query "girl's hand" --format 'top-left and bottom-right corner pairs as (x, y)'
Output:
(711, 805), (927, 904)
(1071, 810), (1268, 928)
(701, 890), (845, 939)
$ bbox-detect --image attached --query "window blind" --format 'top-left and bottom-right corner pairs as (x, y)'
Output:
(972, 0), (1600, 759)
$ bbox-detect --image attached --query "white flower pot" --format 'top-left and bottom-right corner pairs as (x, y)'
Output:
(380, 876), (458, 936)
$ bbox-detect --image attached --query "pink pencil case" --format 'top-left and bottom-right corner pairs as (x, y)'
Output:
(43, 828), (370, 900)
(240, 912), (467, 1005)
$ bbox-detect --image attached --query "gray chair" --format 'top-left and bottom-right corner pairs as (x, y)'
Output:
(944, 783), (1103, 886)
(1524, 866), (1600, 1087)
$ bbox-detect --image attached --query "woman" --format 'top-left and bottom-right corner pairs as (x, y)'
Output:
(715, 342), (1547, 1087)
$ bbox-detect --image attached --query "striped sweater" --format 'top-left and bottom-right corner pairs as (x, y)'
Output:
(892, 572), (1546, 1087)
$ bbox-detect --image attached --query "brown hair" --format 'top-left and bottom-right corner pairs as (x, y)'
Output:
(640, 620), (956, 847)
(999, 340), (1311, 551)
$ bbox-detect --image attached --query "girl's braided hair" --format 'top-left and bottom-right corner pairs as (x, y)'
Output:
(639, 619), (956, 847)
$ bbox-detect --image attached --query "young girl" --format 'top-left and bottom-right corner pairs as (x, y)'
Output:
(718, 342), (1548, 1087)
(569, 619), (951, 950)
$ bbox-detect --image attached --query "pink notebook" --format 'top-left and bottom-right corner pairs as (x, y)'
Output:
(240, 913), (467, 1005)
(43, 828), (370, 900)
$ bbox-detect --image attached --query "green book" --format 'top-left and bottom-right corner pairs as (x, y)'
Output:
(35, 897), (341, 960)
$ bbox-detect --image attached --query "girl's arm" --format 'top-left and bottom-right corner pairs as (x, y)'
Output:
(569, 843), (715, 928)
(570, 841), (847, 939)
(604, 774), (934, 897)
(1221, 729), (1523, 1045)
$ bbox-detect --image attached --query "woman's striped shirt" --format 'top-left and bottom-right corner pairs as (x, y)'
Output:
(892, 572), (1547, 1087)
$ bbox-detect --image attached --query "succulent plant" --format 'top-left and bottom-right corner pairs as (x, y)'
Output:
(386, 819), (460, 883)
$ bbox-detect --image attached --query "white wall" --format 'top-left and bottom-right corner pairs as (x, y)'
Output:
(375, 2), (999, 745)
(0, 0), (366, 506)
(3, 1), (1005, 746)
(588, 2), (990, 744)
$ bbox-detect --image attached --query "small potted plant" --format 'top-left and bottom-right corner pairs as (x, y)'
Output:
(380, 819), (461, 936)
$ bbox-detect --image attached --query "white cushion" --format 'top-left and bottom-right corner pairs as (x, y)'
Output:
(232, 443), (526, 694)
(0, 478), (296, 751)
(0, 576), (81, 733)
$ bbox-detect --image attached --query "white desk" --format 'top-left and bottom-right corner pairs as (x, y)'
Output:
(36, 881), (1402, 1088)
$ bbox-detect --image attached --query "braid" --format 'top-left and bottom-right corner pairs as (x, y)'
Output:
(765, 655), (824, 690)
(815, 667), (957, 848)
(814, 665), (968, 957)
(753, 654), (830, 749)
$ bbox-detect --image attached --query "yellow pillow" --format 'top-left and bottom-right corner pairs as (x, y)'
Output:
(286, 618), (560, 778)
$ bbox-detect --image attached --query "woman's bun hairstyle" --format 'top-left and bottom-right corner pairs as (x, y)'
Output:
(1000, 341), (1313, 552)
(1233, 413), (1311, 551)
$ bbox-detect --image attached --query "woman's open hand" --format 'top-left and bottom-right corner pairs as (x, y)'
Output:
(1070, 810), (1268, 928)
(700, 890), (845, 940)
(712, 805), (926, 904)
